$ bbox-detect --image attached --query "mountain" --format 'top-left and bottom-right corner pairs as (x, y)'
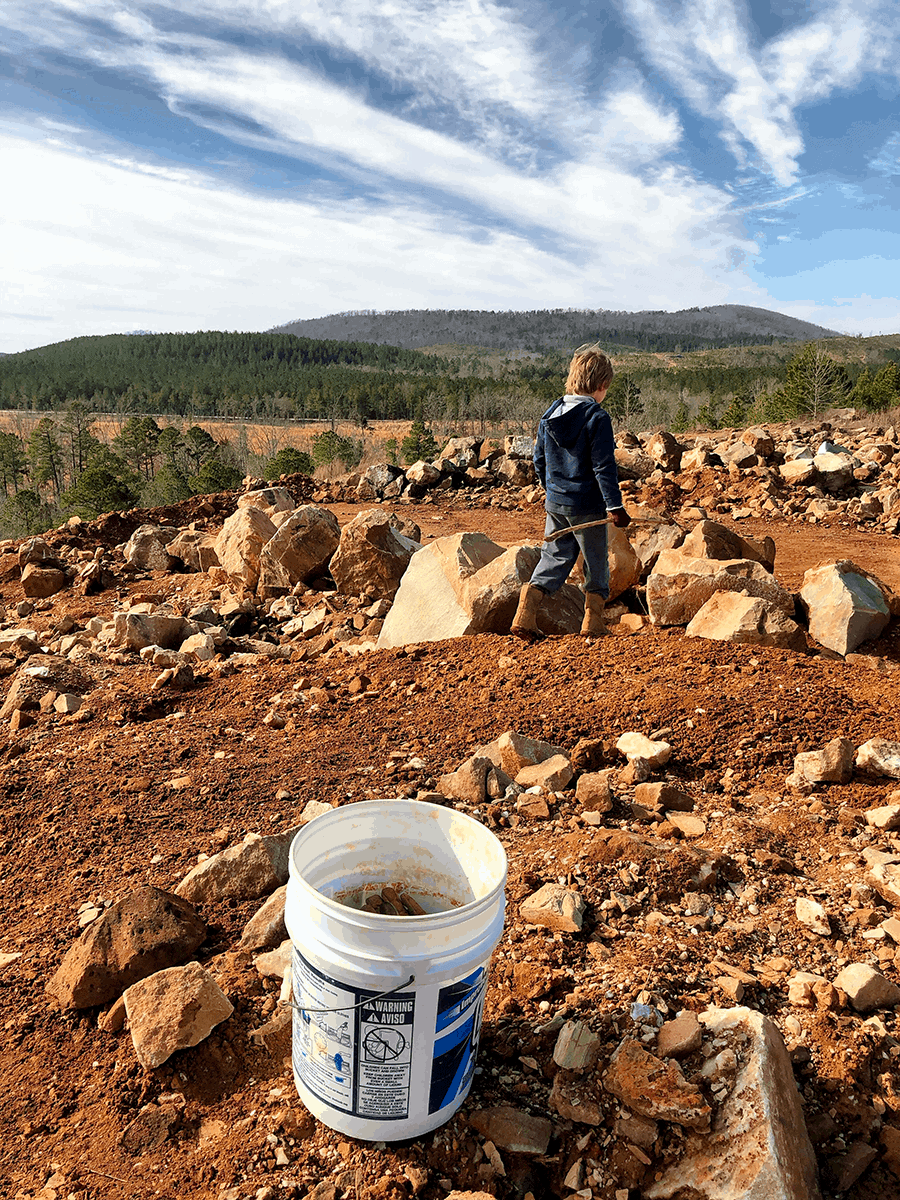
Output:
(270, 305), (840, 353)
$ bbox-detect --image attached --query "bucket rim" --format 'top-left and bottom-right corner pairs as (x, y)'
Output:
(287, 797), (507, 925)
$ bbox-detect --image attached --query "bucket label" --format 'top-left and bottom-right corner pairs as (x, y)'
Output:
(292, 949), (415, 1121)
(429, 967), (488, 1114)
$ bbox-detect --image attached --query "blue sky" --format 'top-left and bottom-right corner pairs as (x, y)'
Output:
(2, 0), (899, 353)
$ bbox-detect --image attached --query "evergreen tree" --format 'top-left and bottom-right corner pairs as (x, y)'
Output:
(140, 463), (192, 507)
(181, 425), (218, 472)
(853, 362), (900, 411)
(60, 446), (139, 519)
(0, 431), (28, 495)
(263, 447), (314, 479)
(0, 488), (53, 537)
(114, 415), (161, 478)
(400, 417), (440, 464)
(27, 417), (64, 496)
(773, 344), (851, 419)
(190, 457), (243, 495)
(604, 375), (643, 427)
(311, 430), (363, 469)
(61, 401), (100, 481)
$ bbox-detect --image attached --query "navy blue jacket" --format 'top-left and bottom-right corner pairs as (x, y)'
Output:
(533, 396), (624, 514)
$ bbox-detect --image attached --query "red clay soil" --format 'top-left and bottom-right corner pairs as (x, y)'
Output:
(1, 496), (899, 1200)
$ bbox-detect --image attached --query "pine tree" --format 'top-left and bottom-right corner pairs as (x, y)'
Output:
(773, 344), (851, 419)
(60, 446), (139, 519)
(114, 416), (161, 478)
(263, 447), (314, 479)
(61, 401), (100, 481)
(191, 457), (243, 495)
(853, 362), (900, 411)
(27, 417), (64, 496)
(400, 417), (439, 464)
(0, 431), (28, 495)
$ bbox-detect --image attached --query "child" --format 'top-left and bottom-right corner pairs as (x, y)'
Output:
(511, 344), (630, 639)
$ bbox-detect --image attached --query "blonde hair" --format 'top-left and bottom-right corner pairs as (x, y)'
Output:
(565, 344), (614, 396)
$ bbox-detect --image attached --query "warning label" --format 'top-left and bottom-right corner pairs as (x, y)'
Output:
(291, 950), (415, 1121)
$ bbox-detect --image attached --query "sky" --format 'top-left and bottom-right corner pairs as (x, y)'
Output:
(2, 0), (899, 354)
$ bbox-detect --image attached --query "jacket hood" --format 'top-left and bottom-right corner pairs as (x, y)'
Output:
(542, 396), (597, 450)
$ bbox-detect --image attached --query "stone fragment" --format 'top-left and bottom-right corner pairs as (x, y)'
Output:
(254, 939), (292, 979)
(215, 506), (278, 591)
(515, 794), (550, 819)
(680, 520), (776, 571)
(553, 1020), (603, 1071)
(799, 561), (890, 655)
(645, 430), (683, 472)
(780, 457), (817, 484)
(124, 961), (234, 1069)
(604, 1038), (711, 1129)
(239, 885), (287, 951)
(615, 1112), (659, 1149)
(786, 737), (854, 788)
(515, 753), (573, 792)
(46, 887), (206, 1009)
(741, 427), (776, 458)
(830, 1142), (878, 1192)
(787, 972), (827, 1006)
(616, 732), (672, 766)
(478, 729), (566, 777)
(795, 897), (830, 935)
(436, 755), (491, 804)
(629, 521), (684, 575)
(124, 525), (179, 572)
(833, 963), (900, 1012)
(634, 782), (693, 811)
(644, 1006), (820, 1200)
(120, 1103), (179, 1153)
(864, 803), (900, 830)
(647, 550), (795, 626)
(406, 459), (441, 487)
(21, 563), (66, 598)
(856, 738), (900, 780)
(657, 1012), (702, 1059)
(237, 486), (294, 515)
(112, 610), (187, 651)
(330, 509), (420, 601)
(257, 506), (340, 594)
(576, 771), (614, 813)
(180, 632), (216, 662)
(520, 883), (585, 932)
(666, 811), (706, 838)
(175, 827), (300, 904)
(686, 591), (805, 651)
(813, 450), (855, 492)
(53, 692), (82, 714)
(468, 1106), (552, 1155)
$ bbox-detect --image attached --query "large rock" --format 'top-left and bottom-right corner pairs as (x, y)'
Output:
(833, 963), (900, 1012)
(645, 1006), (821, 1199)
(604, 1038), (711, 1129)
(175, 827), (300, 904)
(606, 524), (642, 598)
(780, 457), (817, 485)
(629, 521), (684, 575)
(46, 887), (206, 1009)
(680, 520), (775, 571)
(377, 533), (581, 647)
(856, 738), (900, 779)
(18, 536), (58, 568)
(799, 561), (890, 655)
(477, 730), (566, 776)
(468, 1105), (552, 1155)
(239, 886), (288, 952)
(215, 506), (277, 591)
(647, 550), (795, 626)
(167, 530), (220, 572)
(124, 525), (180, 572)
(257, 505), (340, 594)
(330, 509), (421, 600)
(406, 460), (441, 487)
(123, 961), (234, 1069)
(813, 451), (855, 492)
(787, 737), (854, 788)
(0, 655), (94, 720)
(237, 487), (295, 515)
(112, 610), (189, 651)
(645, 431), (683, 472)
(686, 592), (806, 651)
(21, 563), (66, 598)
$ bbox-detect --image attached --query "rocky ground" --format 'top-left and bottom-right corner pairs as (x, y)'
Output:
(2, 412), (900, 1200)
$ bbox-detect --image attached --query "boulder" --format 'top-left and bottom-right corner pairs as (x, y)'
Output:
(0, 655), (94, 720)
(520, 883), (585, 932)
(495, 457), (535, 486)
(124, 961), (234, 1069)
(477, 730), (566, 777)
(741, 427), (776, 458)
(167, 530), (221, 572)
(647, 550), (795, 626)
(515, 753), (573, 791)
(112, 610), (188, 651)
(645, 431), (683, 472)
(813, 451), (855, 492)
(799, 561), (890, 655)
(124, 525), (180, 572)
(437, 755), (492, 804)
(330, 509), (421, 601)
(18, 536), (58, 568)
(406, 460), (441, 487)
(436, 436), (481, 471)
(780, 458), (817, 485)
(257, 505), (340, 594)
(680, 520), (776, 571)
(786, 737), (854, 788)
(215, 506), (278, 591)
(45, 887), (206, 1009)
(644, 1006), (820, 1199)
(237, 487), (295, 515)
(606, 524), (642, 598)
(21, 564), (66, 598)
(628, 522), (684, 575)
(175, 827), (300, 904)
(686, 591), (806, 651)
(615, 446), (656, 479)
(239, 886), (288, 952)
(856, 738), (900, 779)
(503, 435), (534, 459)
(833, 963), (900, 1013)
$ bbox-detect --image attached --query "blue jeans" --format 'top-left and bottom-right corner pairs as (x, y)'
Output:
(529, 508), (609, 597)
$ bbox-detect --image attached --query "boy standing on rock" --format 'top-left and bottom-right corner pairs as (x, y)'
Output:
(511, 344), (630, 639)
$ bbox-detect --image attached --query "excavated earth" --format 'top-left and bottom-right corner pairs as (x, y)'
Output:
(2, 487), (900, 1200)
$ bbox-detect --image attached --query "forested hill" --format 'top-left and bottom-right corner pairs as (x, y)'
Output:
(0, 331), (447, 414)
(270, 305), (839, 352)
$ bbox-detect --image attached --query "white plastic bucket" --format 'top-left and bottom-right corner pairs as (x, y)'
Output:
(285, 799), (507, 1141)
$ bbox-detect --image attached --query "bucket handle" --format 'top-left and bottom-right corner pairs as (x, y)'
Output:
(281, 973), (416, 1014)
